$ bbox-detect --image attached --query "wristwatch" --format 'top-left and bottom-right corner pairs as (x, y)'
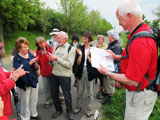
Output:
(106, 71), (111, 77)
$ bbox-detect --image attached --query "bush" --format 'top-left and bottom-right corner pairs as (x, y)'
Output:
(100, 88), (160, 120)
(4, 30), (50, 54)
(120, 34), (128, 48)
(100, 89), (125, 120)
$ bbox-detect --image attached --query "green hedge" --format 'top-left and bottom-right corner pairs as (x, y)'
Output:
(100, 88), (160, 120)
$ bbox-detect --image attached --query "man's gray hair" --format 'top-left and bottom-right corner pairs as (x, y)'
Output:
(118, 0), (142, 18)
(59, 31), (68, 40)
(107, 29), (119, 40)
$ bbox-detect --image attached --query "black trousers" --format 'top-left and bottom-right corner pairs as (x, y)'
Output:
(51, 74), (72, 113)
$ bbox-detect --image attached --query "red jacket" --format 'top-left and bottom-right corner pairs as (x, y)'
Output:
(0, 116), (8, 120)
(36, 43), (54, 77)
(0, 67), (15, 118)
(120, 23), (157, 91)
(0, 115), (17, 120)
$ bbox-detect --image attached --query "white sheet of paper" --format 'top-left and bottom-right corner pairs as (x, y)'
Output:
(90, 47), (115, 71)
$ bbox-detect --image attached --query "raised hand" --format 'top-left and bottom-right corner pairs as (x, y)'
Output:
(29, 57), (38, 65)
(106, 50), (116, 58)
(76, 48), (82, 56)
(87, 49), (91, 58)
(10, 65), (29, 82)
(96, 44), (100, 48)
(49, 55), (58, 62)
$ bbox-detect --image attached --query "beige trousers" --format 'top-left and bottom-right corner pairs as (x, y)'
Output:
(77, 67), (94, 110)
(103, 76), (115, 95)
(125, 89), (157, 120)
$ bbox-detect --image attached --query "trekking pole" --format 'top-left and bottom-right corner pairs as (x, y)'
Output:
(11, 88), (21, 120)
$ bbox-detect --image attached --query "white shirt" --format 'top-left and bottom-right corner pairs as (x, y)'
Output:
(84, 48), (89, 66)
(47, 38), (58, 48)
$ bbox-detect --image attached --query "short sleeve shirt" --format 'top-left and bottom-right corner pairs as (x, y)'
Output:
(120, 24), (157, 91)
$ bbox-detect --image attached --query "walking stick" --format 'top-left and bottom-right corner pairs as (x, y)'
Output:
(11, 88), (21, 120)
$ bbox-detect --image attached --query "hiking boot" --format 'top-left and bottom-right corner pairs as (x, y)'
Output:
(101, 96), (111, 105)
(96, 93), (104, 99)
(101, 91), (108, 97)
(52, 111), (63, 118)
(73, 107), (81, 114)
(67, 112), (74, 120)
(85, 109), (92, 118)
(30, 115), (41, 120)
(44, 103), (52, 109)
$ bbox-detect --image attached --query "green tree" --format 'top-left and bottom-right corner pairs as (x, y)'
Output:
(60, 0), (91, 34)
(153, 4), (160, 29)
(0, 0), (42, 41)
(88, 10), (101, 34)
(142, 14), (151, 25)
(88, 10), (112, 35)
(151, 19), (160, 29)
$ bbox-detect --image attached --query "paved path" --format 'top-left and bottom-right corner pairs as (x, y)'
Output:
(3, 55), (102, 120)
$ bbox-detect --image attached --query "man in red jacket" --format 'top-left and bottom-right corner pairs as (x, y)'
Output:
(0, 65), (28, 118)
(98, 1), (157, 120)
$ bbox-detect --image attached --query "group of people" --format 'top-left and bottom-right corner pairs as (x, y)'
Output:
(0, 0), (159, 120)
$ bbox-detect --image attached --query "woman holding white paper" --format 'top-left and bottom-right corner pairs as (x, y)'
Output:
(101, 29), (123, 105)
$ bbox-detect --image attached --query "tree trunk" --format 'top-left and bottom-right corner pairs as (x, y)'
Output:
(0, 24), (4, 42)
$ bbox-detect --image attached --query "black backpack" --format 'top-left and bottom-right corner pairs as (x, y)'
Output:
(121, 27), (160, 94)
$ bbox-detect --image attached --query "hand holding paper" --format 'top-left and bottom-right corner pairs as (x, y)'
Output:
(90, 47), (115, 71)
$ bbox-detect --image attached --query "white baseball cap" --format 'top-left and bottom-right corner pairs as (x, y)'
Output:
(50, 28), (60, 35)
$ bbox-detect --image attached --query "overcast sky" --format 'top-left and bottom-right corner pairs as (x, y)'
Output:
(41, 0), (159, 32)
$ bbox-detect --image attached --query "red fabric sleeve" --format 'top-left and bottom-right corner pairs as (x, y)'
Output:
(0, 116), (9, 120)
(0, 79), (15, 96)
(5, 72), (11, 78)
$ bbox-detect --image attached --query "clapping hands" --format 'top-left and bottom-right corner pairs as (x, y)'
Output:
(10, 65), (29, 82)
(29, 57), (38, 65)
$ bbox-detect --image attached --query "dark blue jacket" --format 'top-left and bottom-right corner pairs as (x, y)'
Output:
(107, 40), (122, 63)
(13, 52), (38, 90)
(107, 40), (122, 72)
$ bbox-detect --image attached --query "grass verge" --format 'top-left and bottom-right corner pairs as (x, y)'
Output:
(100, 88), (160, 120)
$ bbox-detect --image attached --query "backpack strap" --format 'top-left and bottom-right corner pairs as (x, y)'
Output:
(68, 45), (72, 53)
(55, 45), (72, 54)
(121, 31), (157, 92)
(55, 45), (59, 52)
(121, 31), (156, 60)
